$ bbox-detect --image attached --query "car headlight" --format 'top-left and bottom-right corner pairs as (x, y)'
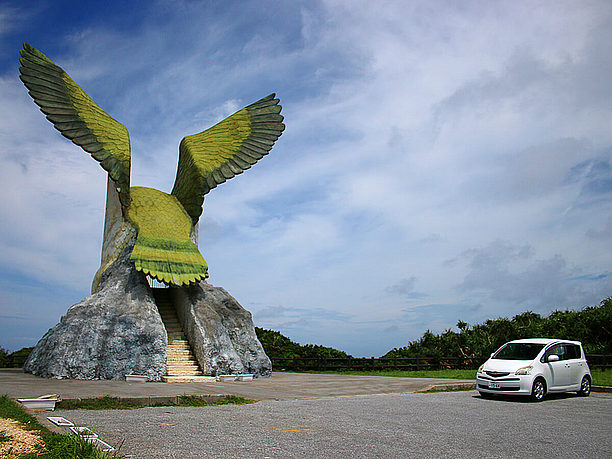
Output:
(515, 366), (533, 375)
(478, 364), (484, 373)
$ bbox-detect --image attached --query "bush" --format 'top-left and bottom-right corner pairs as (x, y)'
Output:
(255, 327), (351, 360)
(0, 347), (8, 368)
(7, 347), (33, 367)
(383, 297), (612, 364)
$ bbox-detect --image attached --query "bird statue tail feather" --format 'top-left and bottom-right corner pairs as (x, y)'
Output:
(131, 234), (209, 286)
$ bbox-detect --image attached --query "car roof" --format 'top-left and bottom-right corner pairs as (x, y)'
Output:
(506, 338), (582, 345)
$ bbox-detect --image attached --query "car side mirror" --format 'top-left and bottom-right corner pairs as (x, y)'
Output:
(547, 354), (559, 362)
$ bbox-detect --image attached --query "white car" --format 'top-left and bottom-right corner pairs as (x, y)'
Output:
(476, 338), (591, 401)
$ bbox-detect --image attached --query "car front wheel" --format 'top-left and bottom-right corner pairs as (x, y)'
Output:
(578, 376), (591, 397)
(530, 378), (546, 402)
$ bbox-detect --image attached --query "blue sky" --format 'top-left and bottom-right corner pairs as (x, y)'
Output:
(1, 0), (611, 356)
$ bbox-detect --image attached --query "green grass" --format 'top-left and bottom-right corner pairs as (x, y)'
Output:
(57, 396), (144, 411)
(421, 384), (476, 393)
(301, 369), (477, 379)
(301, 367), (612, 387)
(168, 395), (254, 407)
(0, 394), (120, 458)
(591, 368), (612, 386)
(56, 394), (255, 410)
(0, 394), (44, 431)
(19, 434), (121, 459)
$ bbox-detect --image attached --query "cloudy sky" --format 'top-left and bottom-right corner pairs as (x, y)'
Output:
(0, 0), (610, 356)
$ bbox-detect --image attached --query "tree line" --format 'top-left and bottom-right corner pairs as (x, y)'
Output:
(383, 297), (611, 365)
(257, 297), (611, 366)
(255, 327), (352, 359)
(0, 347), (33, 368)
(2, 298), (610, 369)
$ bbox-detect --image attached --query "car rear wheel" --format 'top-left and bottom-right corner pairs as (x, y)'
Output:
(578, 376), (591, 397)
(530, 378), (546, 402)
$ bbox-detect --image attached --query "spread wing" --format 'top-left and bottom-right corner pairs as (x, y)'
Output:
(171, 94), (284, 222)
(19, 43), (131, 207)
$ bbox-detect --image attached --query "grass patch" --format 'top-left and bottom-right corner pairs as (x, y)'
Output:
(299, 367), (612, 386)
(168, 395), (254, 407)
(57, 394), (255, 410)
(0, 394), (44, 431)
(57, 396), (143, 411)
(0, 431), (11, 442)
(300, 369), (477, 379)
(421, 384), (476, 393)
(19, 434), (120, 459)
(591, 368), (612, 387)
(1, 394), (120, 458)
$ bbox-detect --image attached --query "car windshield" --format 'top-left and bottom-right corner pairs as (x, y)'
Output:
(492, 343), (545, 360)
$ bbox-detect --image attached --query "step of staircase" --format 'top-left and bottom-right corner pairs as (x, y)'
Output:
(166, 371), (203, 376)
(166, 362), (201, 368)
(166, 368), (203, 375)
(166, 371), (203, 377)
(167, 343), (191, 349)
(152, 287), (205, 381)
(166, 359), (198, 365)
(162, 375), (216, 383)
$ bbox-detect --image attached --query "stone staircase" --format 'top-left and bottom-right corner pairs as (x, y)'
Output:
(152, 288), (213, 383)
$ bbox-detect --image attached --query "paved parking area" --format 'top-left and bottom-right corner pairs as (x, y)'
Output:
(2, 369), (610, 457)
(54, 391), (612, 458)
(0, 369), (471, 400)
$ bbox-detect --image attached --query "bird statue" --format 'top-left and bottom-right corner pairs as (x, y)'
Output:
(19, 43), (284, 289)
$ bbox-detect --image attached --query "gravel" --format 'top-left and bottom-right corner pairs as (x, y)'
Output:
(53, 391), (612, 458)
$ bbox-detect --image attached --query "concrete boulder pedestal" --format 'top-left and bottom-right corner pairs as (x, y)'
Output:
(24, 241), (167, 381)
(172, 283), (272, 377)
(24, 240), (271, 380)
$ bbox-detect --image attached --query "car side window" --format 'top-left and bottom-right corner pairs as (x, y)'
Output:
(566, 344), (581, 360)
(543, 344), (567, 361)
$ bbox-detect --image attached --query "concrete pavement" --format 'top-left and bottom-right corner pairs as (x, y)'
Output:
(53, 391), (612, 458)
(0, 368), (472, 401)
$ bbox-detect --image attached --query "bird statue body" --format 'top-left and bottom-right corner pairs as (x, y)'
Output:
(19, 43), (284, 290)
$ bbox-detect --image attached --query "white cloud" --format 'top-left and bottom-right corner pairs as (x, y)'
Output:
(1, 0), (611, 355)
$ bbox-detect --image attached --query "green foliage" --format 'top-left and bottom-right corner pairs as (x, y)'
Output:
(255, 327), (352, 359)
(57, 396), (143, 411)
(6, 347), (33, 367)
(384, 297), (612, 365)
(0, 347), (34, 368)
(171, 395), (254, 407)
(1, 394), (120, 458)
(27, 433), (121, 459)
(591, 368), (612, 387)
(0, 394), (43, 430)
(421, 384), (476, 393)
(0, 347), (8, 368)
(56, 394), (254, 410)
(301, 369), (478, 379)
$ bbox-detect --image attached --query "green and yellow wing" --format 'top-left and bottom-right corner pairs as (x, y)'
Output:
(19, 43), (131, 207)
(171, 94), (285, 222)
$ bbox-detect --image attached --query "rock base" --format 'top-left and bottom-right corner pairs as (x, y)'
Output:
(24, 241), (271, 380)
(172, 283), (272, 377)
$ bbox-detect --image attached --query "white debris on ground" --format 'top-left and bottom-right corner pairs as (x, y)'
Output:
(0, 417), (45, 458)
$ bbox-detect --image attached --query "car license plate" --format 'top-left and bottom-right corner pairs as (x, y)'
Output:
(489, 382), (501, 389)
